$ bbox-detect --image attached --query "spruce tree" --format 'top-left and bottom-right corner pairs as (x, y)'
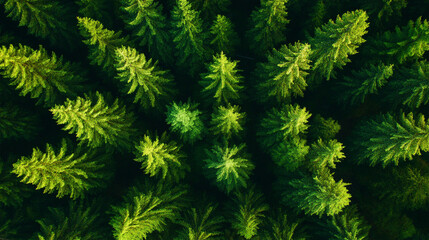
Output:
(257, 42), (312, 102)
(0, 44), (85, 107)
(50, 92), (136, 149)
(363, 0), (407, 23)
(0, 104), (38, 141)
(210, 15), (239, 55)
(261, 210), (306, 240)
(307, 139), (345, 171)
(189, 0), (230, 20)
(12, 140), (108, 199)
(308, 114), (341, 141)
(204, 143), (254, 194)
(77, 17), (130, 75)
(271, 137), (309, 172)
(321, 206), (370, 240)
(200, 52), (243, 105)
(247, 0), (289, 56)
(309, 10), (369, 82)
(77, 0), (113, 27)
(120, 0), (172, 64)
(115, 46), (176, 109)
(165, 101), (204, 144)
(0, 160), (28, 207)
(353, 112), (429, 167)
(171, 0), (210, 75)
(209, 105), (246, 139)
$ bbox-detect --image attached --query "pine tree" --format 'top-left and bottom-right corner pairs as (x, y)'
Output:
(257, 42), (312, 102)
(210, 15), (239, 55)
(270, 137), (309, 172)
(261, 210), (306, 240)
(189, 0), (230, 20)
(229, 187), (269, 239)
(109, 181), (187, 240)
(309, 10), (369, 82)
(77, 0), (113, 27)
(0, 104), (38, 141)
(209, 105), (246, 139)
(115, 46), (176, 109)
(247, 0), (289, 56)
(204, 143), (254, 193)
(12, 140), (108, 199)
(134, 132), (187, 183)
(0, 44), (85, 107)
(171, 0), (210, 75)
(353, 112), (429, 167)
(307, 139), (345, 171)
(363, 0), (407, 23)
(369, 17), (429, 64)
(0, 159), (29, 207)
(120, 0), (172, 64)
(308, 114), (341, 141)
(338, 63), (394, 105)
(50, 92), (136, 149)
(321, 206), (370, 240)
(200, 52), (243, 105)
(165, 101), (204, 144)
(258, 104), (311, 148)
(77, 17), (130, 75)
(287, 171), (351, 217)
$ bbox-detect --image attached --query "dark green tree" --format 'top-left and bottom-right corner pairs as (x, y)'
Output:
(271, 137), (309, 172)
(0, 26), (14, 45)
(0, 44), (85, 106)
(77, 17), (130, 75)
(200, 52), (243, 105)
(204, 143), (254, 194)
(363, 0), (407, 23)
(257, 42), (312, 102)
(308, 114), (341, 141)
(210, 15), (239, 55)
(50, 92), (136, 149)
(165, 101), (204, 144)
(247, 0), (289, 55)
(209, 105), (246, 139)
(261, 210), (306, 240)
(115, 46), (176, 109)
(309, 10), (369, 82)
(0, 104), (38, 141)
(189, 0), (230, 20)
(12, 140), (108, 199)
(77, 0), (113, 27)
(352, 112), (429, 167)
(0, 159), (29, 207)
(307, 139), (345, 171)
(120, 0), (172, 64)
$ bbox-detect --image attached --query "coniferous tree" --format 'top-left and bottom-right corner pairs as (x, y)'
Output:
(77, 17), (130, 75)
(209, 105), (246, 140)
(134, 132), (187, 183)
(271, 137), (309, 172)
(200, 52), (243, 105)
(247, 0), (289, 56)
(257, 42), (312, 102)
(0, 160), (29, 207)
(204, 143), (254, 194)
(261, 210), (306, 240)
(0, 44), (85, 106)
(307, 139), (345, 171)
(189, 0), (230, 20)
(308, 114), (341, 141)
(352, 112), (429, 167)
(115, 46), (176, 109)
(210, 15), (239, 55)
(171, 0), (210, 75)
(309, 10), (369, 82)
(77, 0), (113, 27)
(50, 92), (136, 149)
(363, 0), (407, 23)
(12, 140), (108, 199)
(121, 0), (172, 64)
(0, 104), (38, 141)
(165, 101), (204, 144)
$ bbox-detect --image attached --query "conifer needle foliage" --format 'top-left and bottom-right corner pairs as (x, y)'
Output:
(115, 46), (176, 109)
(209, 105), (245, 139)
(0, 160), (28, 207)
(0, 104), (38, 141)
(50, 92), (136, 149)
(165, 101), (204, 144)
(321, 206), (370, 240)
(12, 140), (107, 199)
(271, 137), (309, 171)
(210, 15), (239, 55)
(308, 139), (345, 171)
(190, 0), (230, 20)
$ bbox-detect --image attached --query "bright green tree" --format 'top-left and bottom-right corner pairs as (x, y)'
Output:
(165, 101), (204, 144)
(171, 0), (210, 75)
(271, 137), (309, 172)
(204, 143), (254, 194)
(12, 140), (107, 199)
(352, 112), (429, 167)
(121, 0), (172, 64)
(0, 104), (38, 141)
(50, 92), (136, 149)
(115, 46), (176, 109)
(0, 44), (85, 106)
(321, 206), (370, 240)
(308, 114), (341, 141)
(200, 52), (243, 105)
(209, 105), (246, 139)
(189, 0), (230, 20)
(258, 104), (311, 148)
(257, 42), (312, 102)
(210, 15), (239, 55)
(77, 17), (130, 75)
(134, 132), (187, 182)
(339, 63), (394, 105)
(307, 139), (345, 171)
(309, 10), (369, 82)
(261, 210), (306, 240)
(247, 0), (289, 55)
(77, 0), (113, 27)
(109, 181), (187, 240)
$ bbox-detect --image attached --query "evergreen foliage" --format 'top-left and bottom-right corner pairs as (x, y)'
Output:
(0, 44), (85, 106)
(189, 0), (230, 20)
(77, 17), (130, 75)
(258, 42), (312, 102)
(120, 0), (172, 64)
(363, 0), (407, 23)
(308, 139), (345, 171)
(115, 46), (176, 109)
(309, 10), (369, 82)
(134, 132), (186, 182)
(271, 137), (309, 171)
(321, 206), (370, 240)
(209, 105), (245, 139)
(247, 0), (289, 55)
(200, 52), (243, 105)
(210, 15), (239, 55)
(0, 104), (38, 141)
(77, 0), (113, 27)
(11, 140), (107, 199)
(50, 92), (136, 149)
(261, 210), (306, 240)
(204, 143), (254, 193)
(165, 101), (204, 144)
(308, 114), (341, 141)
(0, 160), (28, 207)
(353, 112), (429, 167)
